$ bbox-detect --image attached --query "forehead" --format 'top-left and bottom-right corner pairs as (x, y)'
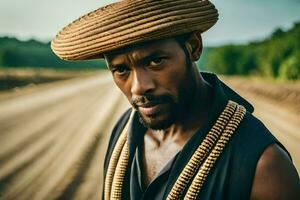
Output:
(104, 38), (180, 64)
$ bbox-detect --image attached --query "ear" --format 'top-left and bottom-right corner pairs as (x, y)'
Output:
(185, 32), (203, 61)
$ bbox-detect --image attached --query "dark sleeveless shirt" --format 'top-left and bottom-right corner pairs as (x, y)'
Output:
(102, 72), (288, 200)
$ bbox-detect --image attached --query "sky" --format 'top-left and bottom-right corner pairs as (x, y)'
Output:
(0, 0), (299, 46)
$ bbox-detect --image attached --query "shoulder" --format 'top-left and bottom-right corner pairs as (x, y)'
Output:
(239, 111), (270, 134)
(231, 111), (278, 159)
(235, 111), (278, 150)
(226, 111), (299, 199)
(250, 143), (300, 200)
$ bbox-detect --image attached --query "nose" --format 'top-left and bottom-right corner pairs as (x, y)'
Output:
(131, 68), (155, 96)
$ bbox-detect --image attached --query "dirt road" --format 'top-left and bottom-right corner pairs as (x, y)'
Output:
(0, 73), (129, 200)
(0, 74), (299, 200)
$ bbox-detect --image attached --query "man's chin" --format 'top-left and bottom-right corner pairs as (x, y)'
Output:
(138, 112), (175, 130)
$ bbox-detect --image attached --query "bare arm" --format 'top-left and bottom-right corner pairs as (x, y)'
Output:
(250, 144), (300, 200)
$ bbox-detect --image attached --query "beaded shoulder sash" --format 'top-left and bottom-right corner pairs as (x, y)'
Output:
(104, 100), (246, 200)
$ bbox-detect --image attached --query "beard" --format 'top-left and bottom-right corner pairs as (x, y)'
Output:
(131, 73), (195, 130)
(131, 93), (179, 130)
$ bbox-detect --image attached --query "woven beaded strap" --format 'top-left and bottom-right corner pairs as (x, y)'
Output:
(104, 101), (246, 200)
(166, 100), (238, 200)
(104, 110), (134, 200)
(183, 103), (246, 199)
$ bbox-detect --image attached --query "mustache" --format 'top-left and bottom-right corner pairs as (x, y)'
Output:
(131, 93), (173, 108)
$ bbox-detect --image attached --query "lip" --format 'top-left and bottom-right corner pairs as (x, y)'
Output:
(138, 104), (161, 116)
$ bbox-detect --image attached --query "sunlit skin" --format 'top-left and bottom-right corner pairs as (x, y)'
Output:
(104, 33), (300, 199)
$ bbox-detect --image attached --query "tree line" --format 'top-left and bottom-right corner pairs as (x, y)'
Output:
(0, 22), (299, 80)
(199, 22), (300, 80)
(0, 37), (106, 70)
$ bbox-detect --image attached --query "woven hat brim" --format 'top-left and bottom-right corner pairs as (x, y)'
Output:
(51, 0), (219, 61)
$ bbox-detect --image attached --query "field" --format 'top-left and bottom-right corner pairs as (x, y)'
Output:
(0, 69), (299, 200)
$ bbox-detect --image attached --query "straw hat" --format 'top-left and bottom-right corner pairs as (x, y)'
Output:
(51, 0), (219, 61)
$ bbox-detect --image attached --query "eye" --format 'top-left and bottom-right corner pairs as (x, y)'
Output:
(149, 57), (166, 67)
(112, 65), (129, 76)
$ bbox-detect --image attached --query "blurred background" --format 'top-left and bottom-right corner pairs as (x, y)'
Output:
(0, 0), (299, 199)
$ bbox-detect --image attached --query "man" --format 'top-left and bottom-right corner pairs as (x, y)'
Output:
(51, 0), (300, 199)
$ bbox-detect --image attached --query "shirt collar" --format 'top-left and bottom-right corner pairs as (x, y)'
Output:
(201, 72), (254, 113)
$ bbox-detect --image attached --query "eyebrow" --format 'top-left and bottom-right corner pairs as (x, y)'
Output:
(107, 49), (170, 69)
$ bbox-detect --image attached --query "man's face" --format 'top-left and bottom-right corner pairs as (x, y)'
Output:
(105, 38), (196, 130)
